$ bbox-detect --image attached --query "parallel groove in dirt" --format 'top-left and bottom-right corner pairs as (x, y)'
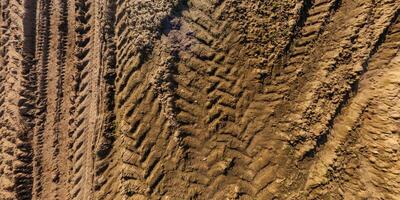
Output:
(304, 12), (400, 199)
(273, 0), (313, 70)
(292, 1), (399, 160)
(302, 5), (399, 159)
(18, 0), (36, 199)
(0, 0), (36, 199)
(0, 0), (14, 198)
(50, 0), (68, 198)
(69, 0), (95, 199)
(1, 0), (399, 199)
(93, 0), (117, 199)
(32, 0), (51, 198)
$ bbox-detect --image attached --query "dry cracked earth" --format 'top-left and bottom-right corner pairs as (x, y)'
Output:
(0, 0), (399, 199)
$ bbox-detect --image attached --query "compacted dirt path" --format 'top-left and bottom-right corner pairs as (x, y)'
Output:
(0, 0), (399, 199)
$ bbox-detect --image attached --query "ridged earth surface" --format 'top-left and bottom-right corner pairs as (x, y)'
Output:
(0, 0), (399, 199)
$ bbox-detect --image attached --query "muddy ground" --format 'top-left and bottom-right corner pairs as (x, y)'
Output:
(0, 0), (399, 199)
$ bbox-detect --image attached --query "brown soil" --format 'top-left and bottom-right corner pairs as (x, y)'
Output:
(0, 0), (399, 199)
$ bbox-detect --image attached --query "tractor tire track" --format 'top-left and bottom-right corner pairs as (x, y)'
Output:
(1, 0), (399, 199)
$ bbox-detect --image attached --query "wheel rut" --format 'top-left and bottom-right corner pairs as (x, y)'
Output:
(0, 0), (399, 199)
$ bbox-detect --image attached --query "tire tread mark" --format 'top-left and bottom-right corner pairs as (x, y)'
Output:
(93, 0), (117, 199)
(0, 0), (36, 199)
(305, 15), (400, 194)
(294, 4), (400, 159)
(47, 0), (68, 199)
(161, 2), (259, 198)
(32, 0), (51, 198)
(69, 0), (94, 199)
(114, 1), (189, 198)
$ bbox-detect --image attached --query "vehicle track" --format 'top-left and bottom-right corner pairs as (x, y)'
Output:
(69, 0), (97, 199)
(0, 0), (36, 200)
(304, 13), (400, 199)
(0, 0), (399, 199)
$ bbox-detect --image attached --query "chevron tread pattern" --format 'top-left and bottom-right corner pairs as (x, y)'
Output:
(1, 0), (400, 199)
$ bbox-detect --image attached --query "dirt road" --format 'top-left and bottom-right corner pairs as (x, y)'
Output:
(0, 0), (399, 199)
